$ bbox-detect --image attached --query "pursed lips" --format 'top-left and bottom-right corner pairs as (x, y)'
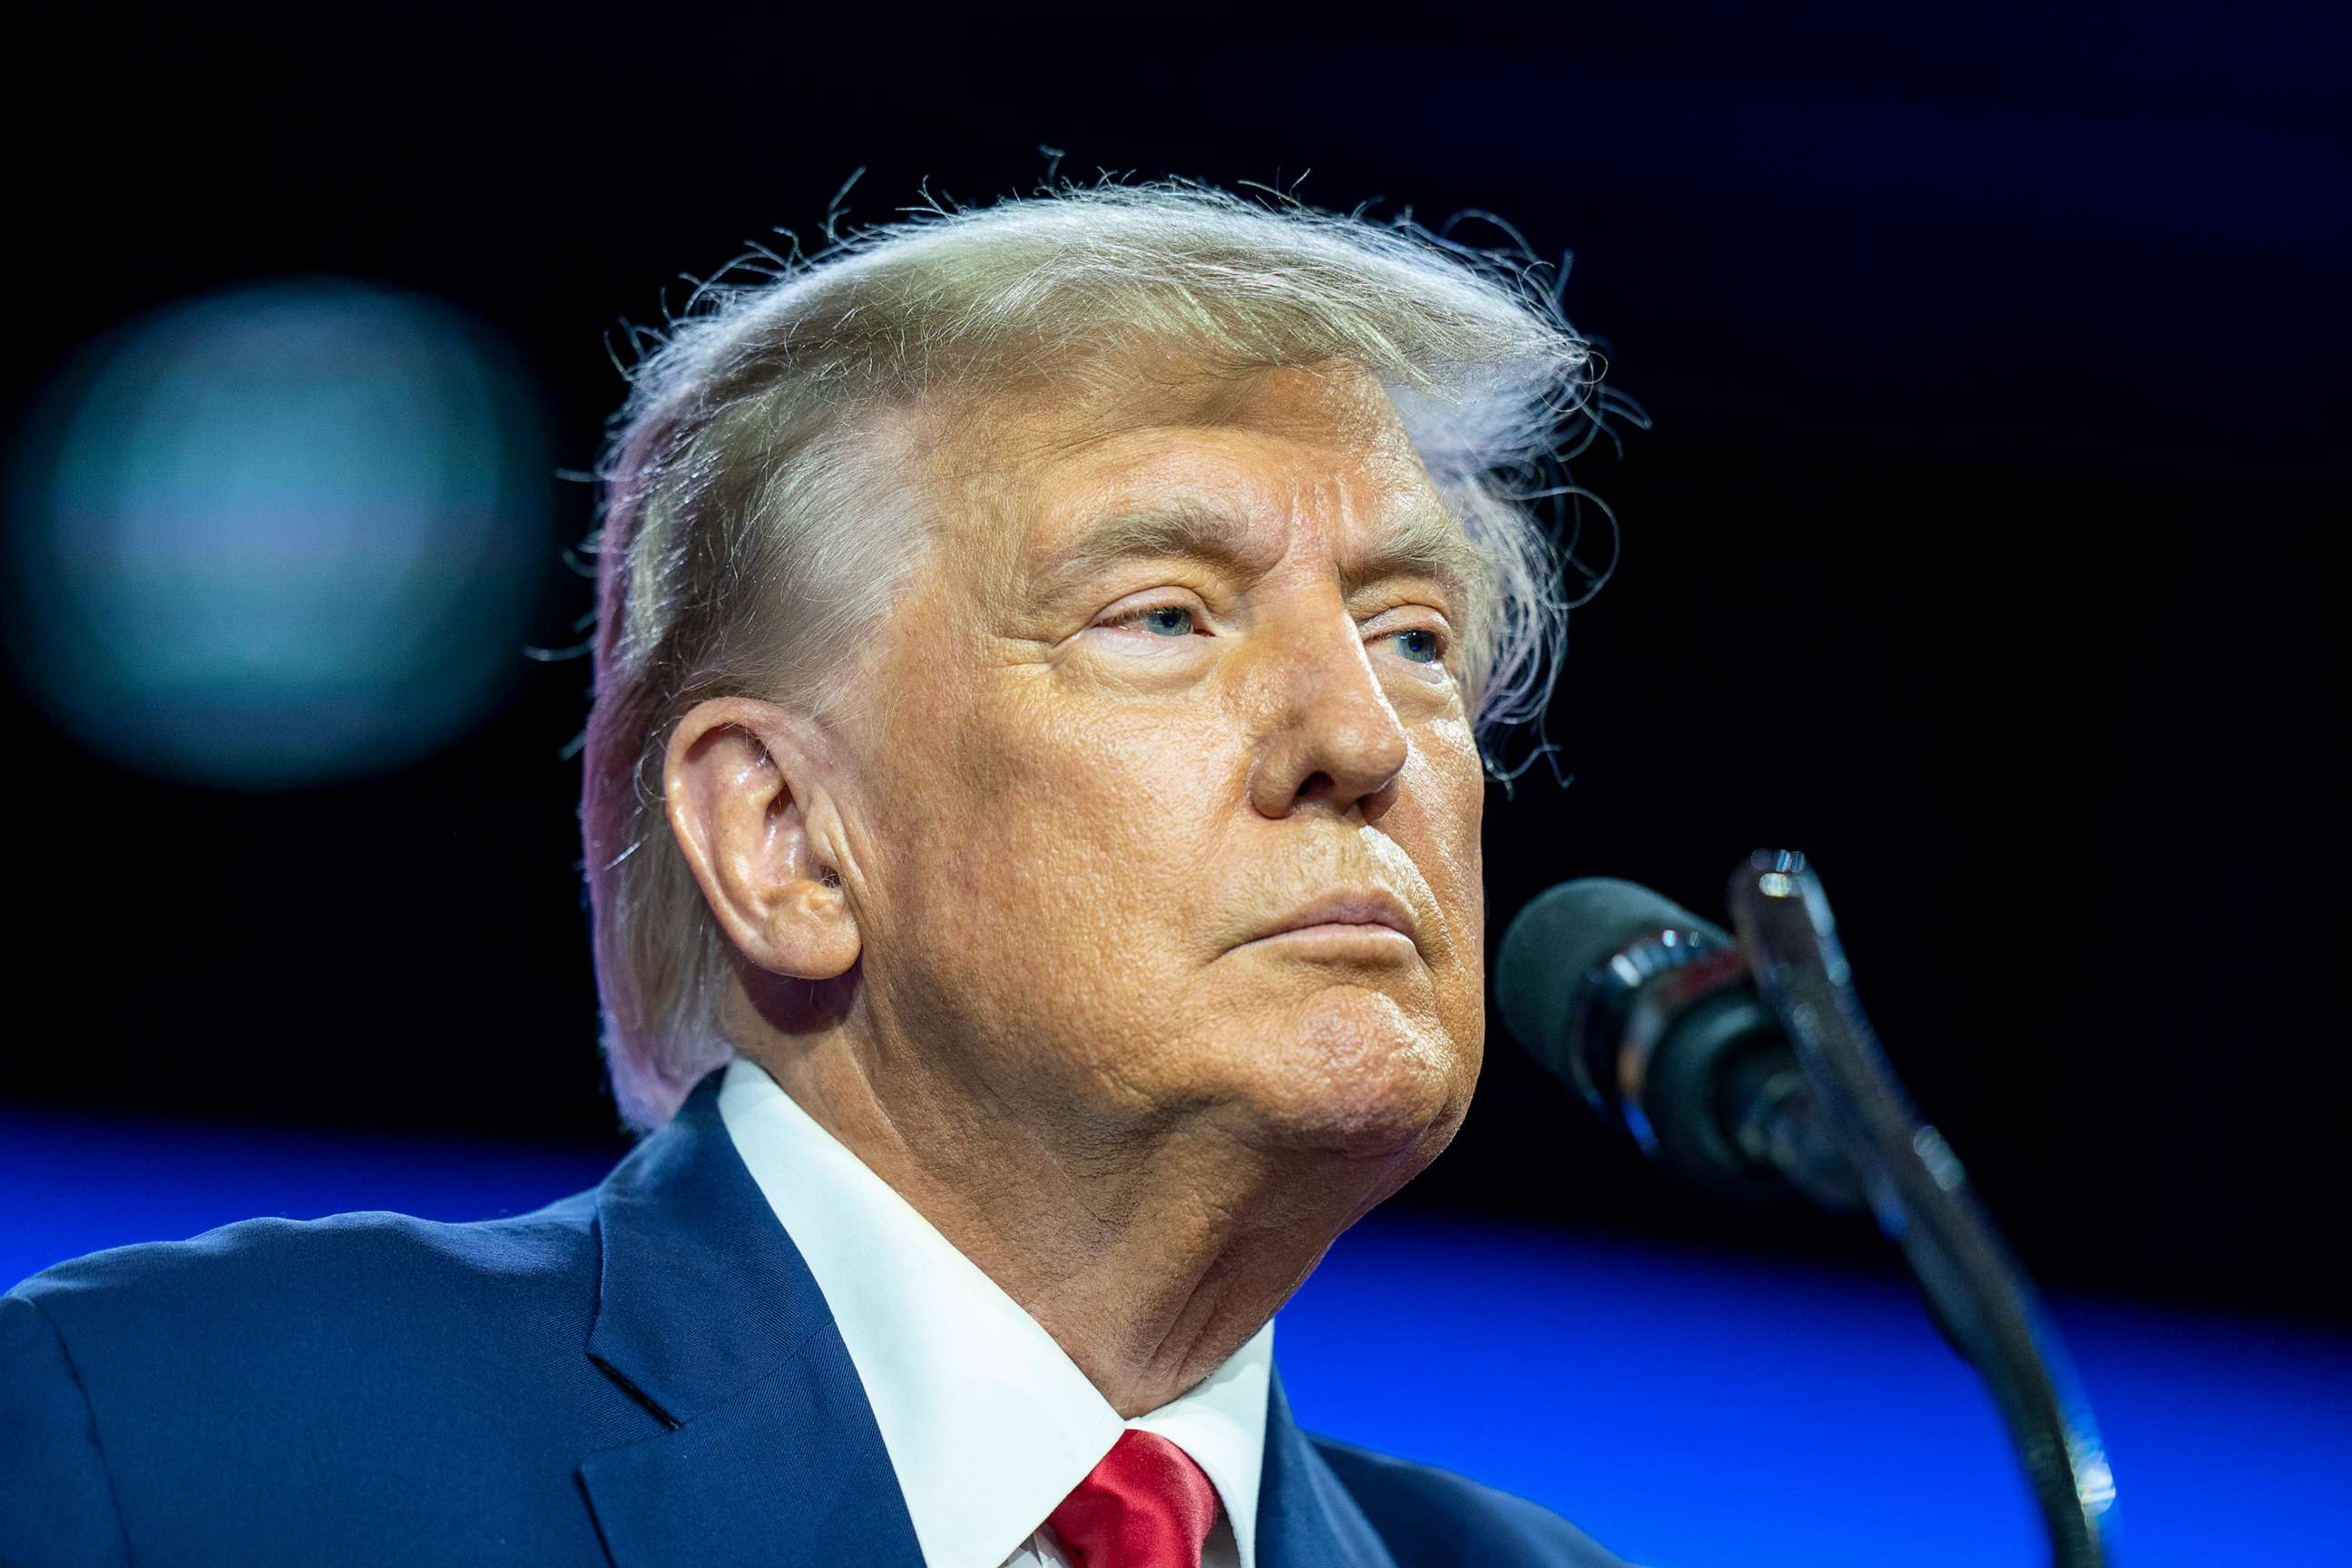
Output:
(1247, 887), (1419, 948)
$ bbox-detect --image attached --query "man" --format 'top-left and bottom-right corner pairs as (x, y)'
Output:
(2, 181), (1628, 1566)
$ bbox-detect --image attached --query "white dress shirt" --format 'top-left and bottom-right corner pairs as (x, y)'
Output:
(718, 1057), (1274, 1568)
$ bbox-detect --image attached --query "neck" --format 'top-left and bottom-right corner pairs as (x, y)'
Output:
(730, 995), (1417, 1418)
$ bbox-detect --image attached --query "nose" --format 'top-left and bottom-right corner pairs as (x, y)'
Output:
(1246, 606), (1412, 822)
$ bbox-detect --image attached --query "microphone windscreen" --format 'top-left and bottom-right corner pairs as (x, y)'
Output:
(1494, 877), (1725, 1077)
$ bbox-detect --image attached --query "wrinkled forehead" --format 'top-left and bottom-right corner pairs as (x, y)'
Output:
(920, 358), (1471, 598)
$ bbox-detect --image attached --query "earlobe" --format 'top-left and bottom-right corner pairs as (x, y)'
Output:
(759, 865), (861, 981)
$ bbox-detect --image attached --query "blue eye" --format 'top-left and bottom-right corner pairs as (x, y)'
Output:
(1390, 628), (1444, 664)
(1130, 605), (1194, 637)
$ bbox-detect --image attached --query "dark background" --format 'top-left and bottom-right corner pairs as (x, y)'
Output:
(6, 2), (2344, 1323)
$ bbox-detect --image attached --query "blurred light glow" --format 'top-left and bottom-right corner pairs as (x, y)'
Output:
(7, 279), (551, 787)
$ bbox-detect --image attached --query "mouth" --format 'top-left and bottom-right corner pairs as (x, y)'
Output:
(1248, 922), (1418, 955)
(1244, 888), (1420, 955)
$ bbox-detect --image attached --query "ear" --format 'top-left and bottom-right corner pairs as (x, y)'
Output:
(663, 696), (861, 981)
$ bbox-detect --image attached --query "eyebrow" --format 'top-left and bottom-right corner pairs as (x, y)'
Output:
(1032, 497), (1486, 613)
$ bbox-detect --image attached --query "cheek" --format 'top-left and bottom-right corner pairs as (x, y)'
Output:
(902, 679), (1244, 955)
(878, 691), (1256, 1072)
(1403, 714), (1487, 966)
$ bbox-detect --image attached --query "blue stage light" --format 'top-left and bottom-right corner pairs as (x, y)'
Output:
(6, 279), (553, 788)
(3, 1112), (2346, 1567)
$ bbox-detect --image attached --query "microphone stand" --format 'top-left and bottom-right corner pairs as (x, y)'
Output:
(1724, 850), (2118, 1565)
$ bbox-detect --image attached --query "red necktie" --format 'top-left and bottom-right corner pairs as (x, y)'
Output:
(1046, 1428), (1222, 1568)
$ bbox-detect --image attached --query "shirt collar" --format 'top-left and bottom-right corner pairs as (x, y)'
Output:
(717, 1057), (1272, 1568)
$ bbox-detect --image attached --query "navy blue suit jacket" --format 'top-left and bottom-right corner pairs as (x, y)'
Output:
(2, 1071), (1626, 1566)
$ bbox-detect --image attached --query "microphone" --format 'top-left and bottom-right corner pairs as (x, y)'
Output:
(1499, 858), (2118, 1563)
(1495, 877), (1862, 1210)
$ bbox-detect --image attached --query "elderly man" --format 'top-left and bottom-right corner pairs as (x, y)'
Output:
(1, 183), (1627, 1567)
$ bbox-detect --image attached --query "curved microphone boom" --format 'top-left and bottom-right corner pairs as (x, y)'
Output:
(1497, 852), (2118, 1568)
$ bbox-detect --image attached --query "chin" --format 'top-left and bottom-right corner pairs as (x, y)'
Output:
(1238, 986), (1477, 1161)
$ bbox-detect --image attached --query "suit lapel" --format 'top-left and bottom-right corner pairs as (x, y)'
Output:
(575, 1070), (924, 1568)
(1257, 1368), (1401, 1568)
(574, 1069), (1394, 1568)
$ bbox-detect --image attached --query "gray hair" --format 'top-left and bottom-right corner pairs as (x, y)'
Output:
(583, 179), (1623, 1136)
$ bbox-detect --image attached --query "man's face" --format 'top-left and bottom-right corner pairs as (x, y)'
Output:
(840, 359), (1487, 1180)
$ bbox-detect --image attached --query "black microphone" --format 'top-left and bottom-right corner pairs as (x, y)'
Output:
(1501, 864), (2119, 1563)
(1495, 877), (1861, 1210)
